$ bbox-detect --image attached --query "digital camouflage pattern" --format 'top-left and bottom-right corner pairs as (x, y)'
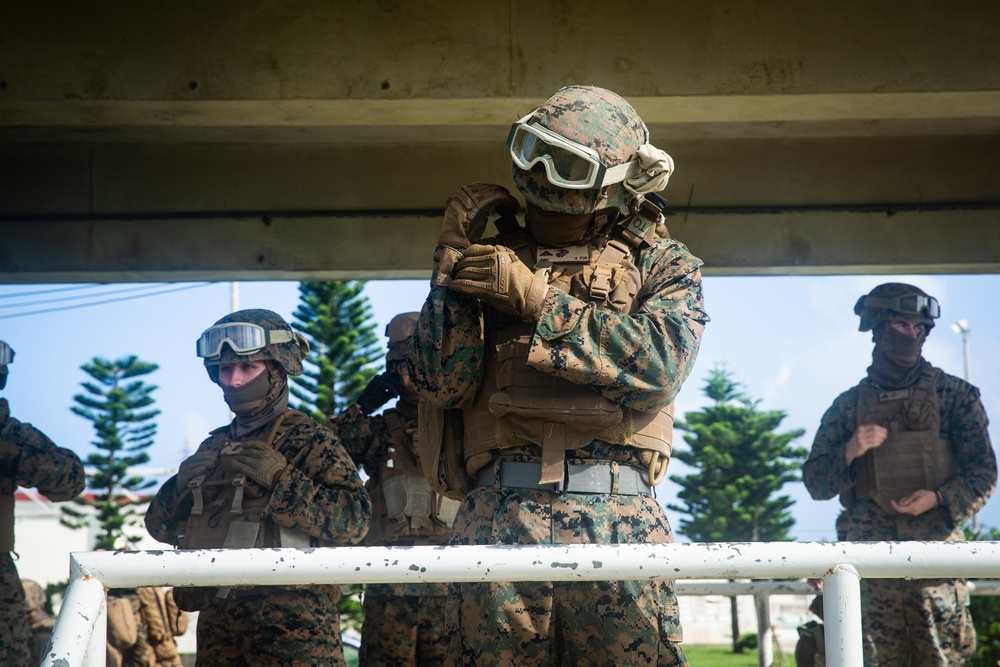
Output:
(0, 398), (85, 667)
(446, 468), (688, 667)
(411, 224), (705, 665)
(145, 412), (370, 665)
(201, 308), (308, 380)
(512, 85), (650, 216)
(410, 236), (706, 413)
(803, 368), (996, 665)
(331, 400), (451, 666)
(359, 589), (449, 666)
(196, 588), (345, 667)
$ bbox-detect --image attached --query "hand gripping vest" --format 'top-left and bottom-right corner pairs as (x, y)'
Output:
(463, 209), (675, 487)
(179, 412), (318, 552)
(854, 367), (958, 513)
(364, 407), (459, 546)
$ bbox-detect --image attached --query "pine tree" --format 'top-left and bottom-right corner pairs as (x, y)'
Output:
(668, 365), (807, 651)
(288, 280), (383, 630)
(289, 281), (384, 422)
(62, 356), (160, 550)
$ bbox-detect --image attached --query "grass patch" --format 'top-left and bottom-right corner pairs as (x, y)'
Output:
(681, 644), (796, 666)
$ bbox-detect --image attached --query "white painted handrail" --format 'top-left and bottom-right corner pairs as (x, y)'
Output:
(43, 541), (1000, 667)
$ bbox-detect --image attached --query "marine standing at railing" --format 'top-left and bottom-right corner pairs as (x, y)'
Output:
(329, 312), (459, 666)
(144, 309), (371, 667)
(0, 339), (85, 667)
(803, 283), (997, 666)
(409, 85), (708, 667)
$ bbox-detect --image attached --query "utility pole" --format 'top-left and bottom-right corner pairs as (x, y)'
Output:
(949, 319), (976, 531)
(949, 319), (971, 383)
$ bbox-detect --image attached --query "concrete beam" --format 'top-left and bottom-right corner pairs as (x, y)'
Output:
(1, 208), (996, 283)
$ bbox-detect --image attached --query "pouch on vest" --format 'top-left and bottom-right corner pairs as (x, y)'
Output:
(489, 337), (623, 485)
(417, 398), (471, 501)
(854, 370), (956, 513)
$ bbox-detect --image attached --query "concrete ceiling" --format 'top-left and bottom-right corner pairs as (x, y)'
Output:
(2, 0), (999, 282)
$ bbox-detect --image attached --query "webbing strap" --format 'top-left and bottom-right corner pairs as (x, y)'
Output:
(476, 460), (653, 496)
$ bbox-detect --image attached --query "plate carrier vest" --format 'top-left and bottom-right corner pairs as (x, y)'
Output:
(462, 205), (676, 487)
(854, 367), (957, 513)
(366, 407), (459, 546)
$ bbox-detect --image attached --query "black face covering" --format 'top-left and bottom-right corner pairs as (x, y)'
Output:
(524, 201), (603, 247)
(867, 323), (929, 389)
(0, 371), (6, 391)
(220, 363), (289, 437)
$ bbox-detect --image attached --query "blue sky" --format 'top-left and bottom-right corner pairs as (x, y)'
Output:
(2, 273), (998, 542)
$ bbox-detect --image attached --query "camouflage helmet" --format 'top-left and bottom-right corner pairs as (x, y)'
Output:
(385, 312), (419, 364)
(197, 308), (309, 381)
(22, 579), (45, 612)
(0, 339), (11, 390)
(853, 283), (940, 332)
(510, 85), (650, 215)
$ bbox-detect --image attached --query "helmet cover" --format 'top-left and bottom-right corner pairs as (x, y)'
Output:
(853, 283), (939, 332)
(385, 312), (419, 363)
(201, 309), (308, 380)
(512, 85), (649, 215)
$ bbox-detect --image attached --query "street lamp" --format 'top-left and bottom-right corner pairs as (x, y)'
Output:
(949, 319), (971, 382)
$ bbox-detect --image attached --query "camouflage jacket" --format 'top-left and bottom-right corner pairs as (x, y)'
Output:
(410, 237), (708, 416)
(328, 402), (403, 478)
(330, 400), (450, 597)
(0, 398), (85, 500)
(803, 368), (996, 541)
(145, 412), (371, 548)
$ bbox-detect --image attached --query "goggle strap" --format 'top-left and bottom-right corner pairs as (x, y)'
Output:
(597, 160), (636, 188)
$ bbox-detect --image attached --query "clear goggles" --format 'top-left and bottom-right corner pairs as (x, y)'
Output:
(196, 322), (294, 359)
(864, 294), (941, 319)
(507, 114), (635, 190)
(0, 341), (12, 365)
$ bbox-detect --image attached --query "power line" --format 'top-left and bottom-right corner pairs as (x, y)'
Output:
(0, 283), (216, 320)
(0, 283), (187, 310)
(0, 284), (101, 299)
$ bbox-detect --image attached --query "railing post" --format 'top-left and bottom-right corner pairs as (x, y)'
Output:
(822, 563), (863, 667)
(754, 591), (773, 667)
(43, 574), (106, 667)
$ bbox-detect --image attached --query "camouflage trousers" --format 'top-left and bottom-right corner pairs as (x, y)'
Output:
(861, 578), (976, 666)
(196, 587), (344, 667)
(0, 553), (32, 667)
(446, 481), (688, 667)
(359, 585), (448, 667)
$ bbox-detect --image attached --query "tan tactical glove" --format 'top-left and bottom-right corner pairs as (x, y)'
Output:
(230, 442), (288, 489)
(176, 449), (219, 490)
(450, 244), (549, 321)
(439, 183), (520, 251)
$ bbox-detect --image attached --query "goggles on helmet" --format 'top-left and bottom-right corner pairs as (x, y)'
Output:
(196, 322), (294, 359)
(0, 341), (11, 365)
(507, 114), (636, 190)
(863, 294), (941, 319)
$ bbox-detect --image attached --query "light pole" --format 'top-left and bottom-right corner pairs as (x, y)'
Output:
(949, 319), (976, 531)
(950, 319), (971, 383)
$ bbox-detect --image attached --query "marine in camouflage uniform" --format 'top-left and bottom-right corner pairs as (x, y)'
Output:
(22, 579), (56, 667)
(0, 340), (85, 667)
(329, 312), (459, 666)
(144, 310), (371, 667)
(803, 283), (996, 666)
(409, 86), (708, 667)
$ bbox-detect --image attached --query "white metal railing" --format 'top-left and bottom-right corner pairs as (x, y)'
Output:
(44, 541), (1000, 667)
